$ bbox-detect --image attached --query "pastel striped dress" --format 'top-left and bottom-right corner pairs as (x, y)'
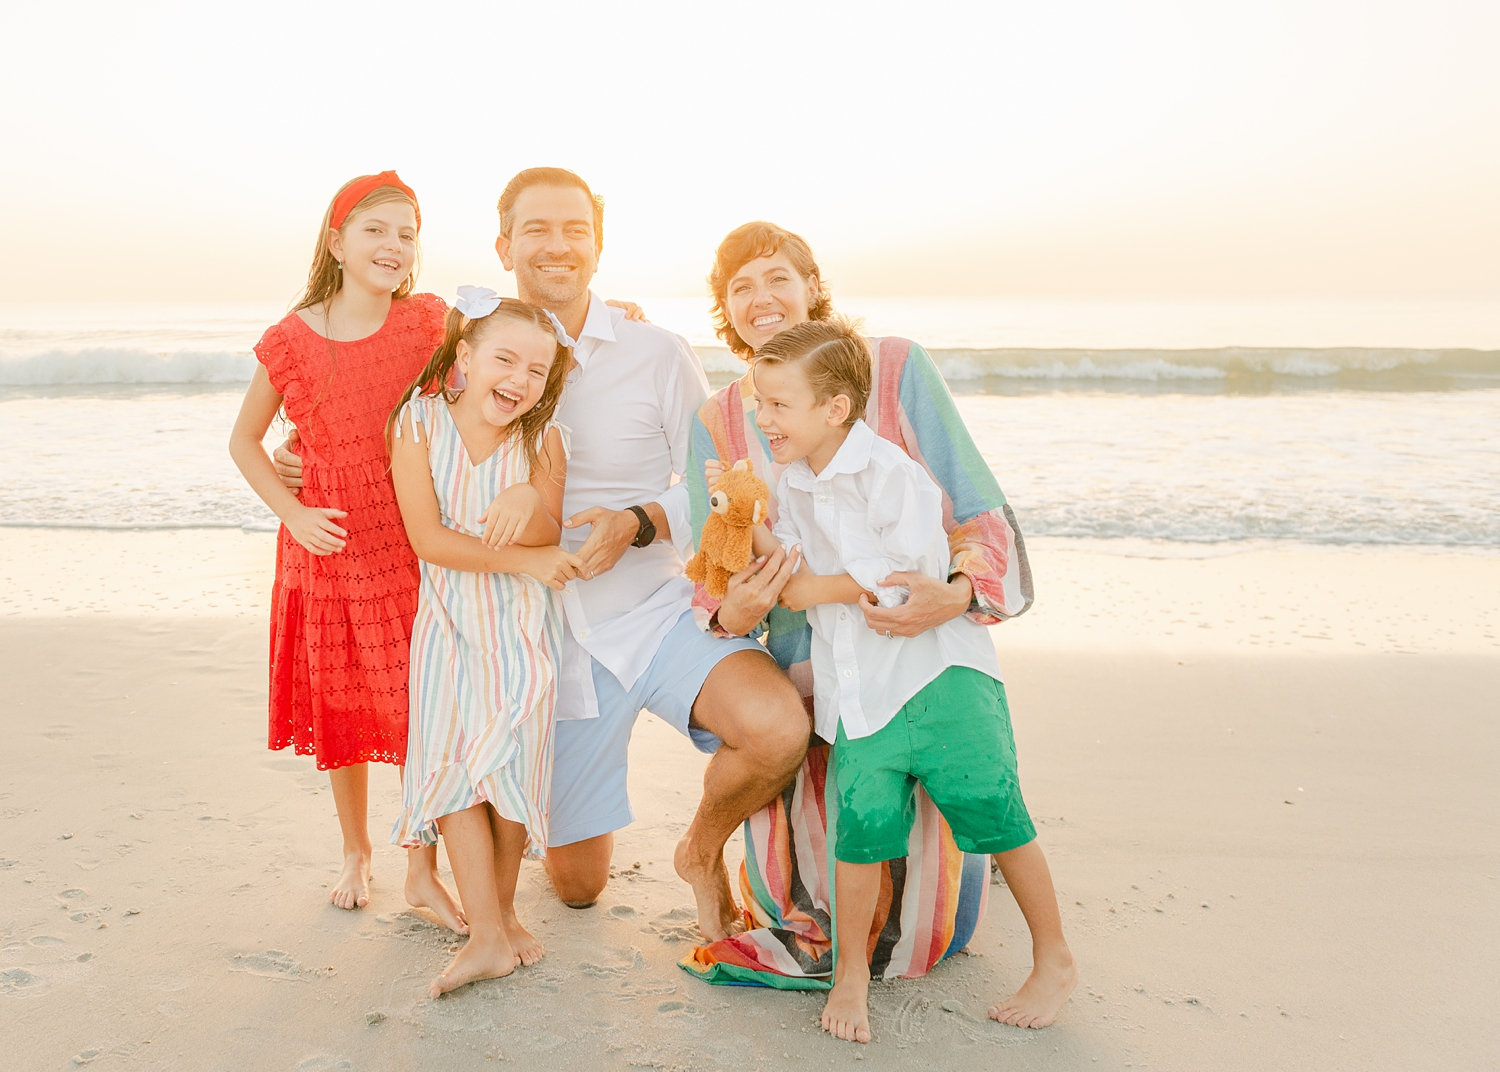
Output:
(391, 394), (562, 858)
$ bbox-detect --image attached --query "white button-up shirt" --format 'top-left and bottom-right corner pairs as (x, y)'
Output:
(773, 420), (1002, 742)
(553, 294), (709, 719)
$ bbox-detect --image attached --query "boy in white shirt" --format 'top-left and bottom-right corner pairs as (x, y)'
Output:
(749, 319), (1077, 1045)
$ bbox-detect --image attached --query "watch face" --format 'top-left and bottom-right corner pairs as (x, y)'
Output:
(631, 506), (655, 547)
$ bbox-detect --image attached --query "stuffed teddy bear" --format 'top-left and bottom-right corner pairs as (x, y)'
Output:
(684, 459), (770, 599)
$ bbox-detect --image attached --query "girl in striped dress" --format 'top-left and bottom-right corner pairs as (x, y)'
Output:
(388, 287), (584, 998)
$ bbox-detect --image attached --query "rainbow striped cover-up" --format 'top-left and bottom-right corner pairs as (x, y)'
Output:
(680, 337), (1031, 988)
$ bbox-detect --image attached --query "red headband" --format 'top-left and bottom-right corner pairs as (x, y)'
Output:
(329, 170), (421, 231)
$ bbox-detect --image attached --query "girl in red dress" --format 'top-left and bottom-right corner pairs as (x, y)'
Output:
(229, 172), (465, 928)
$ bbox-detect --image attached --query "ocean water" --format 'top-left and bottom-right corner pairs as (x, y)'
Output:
(2, 298), (1497, 551)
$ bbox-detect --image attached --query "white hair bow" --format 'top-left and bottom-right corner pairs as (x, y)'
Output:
(453, 285), (577, 349)
(454, 284), (503, 319)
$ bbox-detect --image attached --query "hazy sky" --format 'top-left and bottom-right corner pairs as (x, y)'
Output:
(3, 0), (1496, 303)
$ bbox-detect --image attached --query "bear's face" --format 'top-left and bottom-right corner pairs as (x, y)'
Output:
(708, 463), (768, 530)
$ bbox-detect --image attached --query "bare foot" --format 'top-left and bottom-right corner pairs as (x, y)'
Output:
(821, 969), (872, 1044)
(501, 913), (545, 966)
(428, 934), (518, 998)
(330, 850), (372, 911)
(989, 951), (1078, 1028)
(405, 865), (468, 935)
(674, 837), (746, 942)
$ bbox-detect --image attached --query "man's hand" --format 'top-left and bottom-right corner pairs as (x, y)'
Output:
(563, 506), (639, 580)
(272, 429), (304, 492)
(715, 545), (801, 635)
(858, 571), (973, 638)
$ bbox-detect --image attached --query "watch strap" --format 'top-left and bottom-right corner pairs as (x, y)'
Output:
(627, 504), (655, 548)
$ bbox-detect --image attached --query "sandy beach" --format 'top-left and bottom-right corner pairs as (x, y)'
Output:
(3, 528), (1498, 1071)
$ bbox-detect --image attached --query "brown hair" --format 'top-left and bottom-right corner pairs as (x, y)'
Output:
(708, 221), (834, 359)
(387, 300), (572, 475)
(496, 167), (604, 254)
(292, 179), (422, 417)
(297, 179), (421, 313)
(753, 317), (870, 429)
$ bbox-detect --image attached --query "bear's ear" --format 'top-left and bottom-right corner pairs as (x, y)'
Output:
(731, 459), (751, 473)
(752, 500), (765, 526)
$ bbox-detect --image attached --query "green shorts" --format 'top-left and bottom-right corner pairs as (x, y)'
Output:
(833, 666), (1036, 864)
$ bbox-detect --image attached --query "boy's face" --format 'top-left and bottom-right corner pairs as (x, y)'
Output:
(752, 360), (848, 474)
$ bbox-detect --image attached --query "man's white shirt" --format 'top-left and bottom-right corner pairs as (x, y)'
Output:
(553, 294), (709, 720)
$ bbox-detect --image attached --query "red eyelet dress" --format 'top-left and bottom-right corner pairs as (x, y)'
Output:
(253, 293), (446, 770)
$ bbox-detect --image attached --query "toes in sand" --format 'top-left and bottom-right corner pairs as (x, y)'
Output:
(988, 956), (1079, 1029)
(501, 914), (545, 966)
(428, 936), (519, 999)
(405, 867), (468, 935)
(673, 837), (745, 942)
(330, 851), (372, 911)
(820, 973), (872, 1044)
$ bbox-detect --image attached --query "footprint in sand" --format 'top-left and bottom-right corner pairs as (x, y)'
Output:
(645, 906), (700, 943)
(655, 999), (705, 1020)
(577, 947), (643, 979)
(1, 968), (42, 993)
(229, 950), (304, 979)
(607, 904), (638, 919)
(293, 1057), (354, 1072)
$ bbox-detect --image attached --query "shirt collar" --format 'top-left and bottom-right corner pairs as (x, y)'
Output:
(785, 419), (877, 490)
(578, 291), (618, 344)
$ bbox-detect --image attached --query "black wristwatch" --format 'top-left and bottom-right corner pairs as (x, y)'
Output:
(627, 505), (656, 548)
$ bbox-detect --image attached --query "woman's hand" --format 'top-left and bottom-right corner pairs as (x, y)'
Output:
(519, 546), (587, 590)
(481, 485), (543, 548)
(283, 504), (348, 556)
(859, 571), (973, 638)
(715, 544), (801, 635)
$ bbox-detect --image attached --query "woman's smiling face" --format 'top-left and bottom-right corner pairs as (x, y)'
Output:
(724, 252), (819, 355)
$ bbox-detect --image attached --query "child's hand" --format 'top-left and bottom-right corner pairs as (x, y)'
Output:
(481, 485), (543, 547)
(284, 504), (348, 555)
(704, 457), (725, 486)
(521, 546), (586, 590)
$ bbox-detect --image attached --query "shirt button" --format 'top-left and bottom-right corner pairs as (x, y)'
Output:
(842, 669), (852, 677)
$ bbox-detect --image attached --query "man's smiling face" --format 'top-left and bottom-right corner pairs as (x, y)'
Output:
(496, 184), (600, 309)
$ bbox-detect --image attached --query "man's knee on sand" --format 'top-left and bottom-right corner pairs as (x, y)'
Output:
(544, 833), (613, 908)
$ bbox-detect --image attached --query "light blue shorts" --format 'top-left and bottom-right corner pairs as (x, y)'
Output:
(547, 609), (765, 848)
